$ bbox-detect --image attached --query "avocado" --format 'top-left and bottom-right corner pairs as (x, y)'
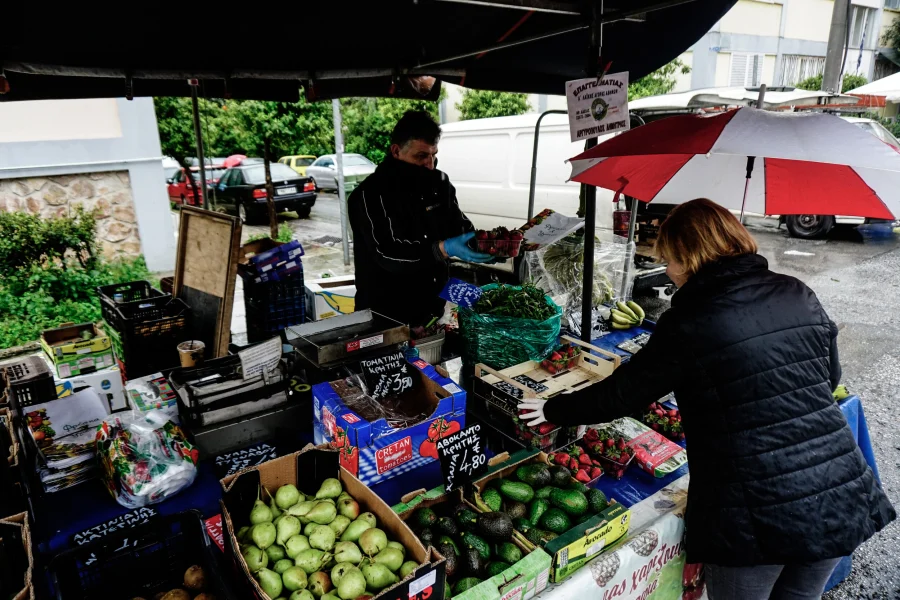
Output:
(461, 531), (492, 561)
(534, 486), (554, 500)
(475, 512), (514, 542)
(549, 488), (589, 516)
(436, 516), (459, 537)
(412, 507), (438, 530)
(498, 480), (535, 504)
(455, 508), (479, 531)
(568, 480), (590, 493)
(445, 581), (451, 600)
(528, 498), (550, 527)
(548, 466), (571, 487)
(502, 500), (528, 521)
(439, 542), (459, 578)
(482, 488), (503, 512)
(540, 507), (572, 534)
(487, 561), (512, 577)
(524, 527), (547, 546)
(587, 488), (610, 514)
(496, 542), (522, 565)
(512, 518), (532, 535)
(418, 527), (434, 547)
(455, 577), (483, 595)
(462, 546), (485, 577)
(515, 463), (551, 487)
(439, 535), (459, 556)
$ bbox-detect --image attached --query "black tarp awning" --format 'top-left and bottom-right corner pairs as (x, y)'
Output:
(1, 0), (736, 101)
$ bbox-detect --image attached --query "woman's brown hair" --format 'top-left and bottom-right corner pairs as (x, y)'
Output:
(654, 198), (758, 277)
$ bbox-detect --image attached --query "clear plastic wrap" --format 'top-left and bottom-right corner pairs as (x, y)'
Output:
(329, 372), (430, 430)
(526, 233), (636, 336)
(95, 410), (198, 508)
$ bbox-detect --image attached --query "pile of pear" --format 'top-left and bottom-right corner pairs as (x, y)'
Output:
(237, 478), (418, 600)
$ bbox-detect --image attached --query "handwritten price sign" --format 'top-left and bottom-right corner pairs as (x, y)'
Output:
(360, 351), (414, 400)
(437, 424), (488, 492)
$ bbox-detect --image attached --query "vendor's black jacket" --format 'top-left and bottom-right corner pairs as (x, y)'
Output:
(348, 156), (474, 326)
(544, 253), (895, 566)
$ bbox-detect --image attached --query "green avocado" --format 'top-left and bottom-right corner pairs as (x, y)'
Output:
(461, 546), (485, 578)
(512, 518), (532, 535)
(524, 527), (558, 546)
(455, 577), (483, 595)
(412, 507), (438, 530)
(461, 531), (492, 561)
(548, 466), (571, 487)
(439, 542), (459, 578)
(534, 486), (555, 500)
(498, 481), (534, 504)
(540, 507), (572, 534)
(549, 488), (589, 516)
(515, 464), (551, 487)
(502, 500), (528, 521)
(436, 516), (459, 537)
(568, 480), (590, 494)
(496, 542), (522, 565)
(482, 488), (503, 512)
(455, 508), (479, 531)
(438, 535), (459, 556)
(487, 561), (512, 577)
(475, 512), (514, 542)
(528, 498), (550, 527)
(418, 527), (434, 547)
(587, 488), (610, 514)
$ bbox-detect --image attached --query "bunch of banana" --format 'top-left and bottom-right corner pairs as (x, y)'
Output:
(610, 301), (645, 330)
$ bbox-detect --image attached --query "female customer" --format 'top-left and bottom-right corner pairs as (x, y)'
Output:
(518, 199), (894, 600)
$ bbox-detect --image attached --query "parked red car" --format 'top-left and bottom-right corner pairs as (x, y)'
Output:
(167, 166), (227, 206)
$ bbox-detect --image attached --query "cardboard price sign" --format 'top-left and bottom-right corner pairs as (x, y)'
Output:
(437, 424), (488, 492)
(72, 507), (158, 547)
(360, 351), (414, 400)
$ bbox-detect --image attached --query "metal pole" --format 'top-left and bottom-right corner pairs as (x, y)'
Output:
(189, 80), (209, 210)
(332, 99), (351, 266)
(620, 197), (639, 299)
(822, 0), (850, 93)
(741, 85), (765, 224)
(263, 138), (278, 239)
(580, 7), (601, 343)
(528, 110), (567, 220)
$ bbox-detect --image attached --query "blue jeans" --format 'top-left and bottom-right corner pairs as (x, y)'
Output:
(706, 559), (842, 600)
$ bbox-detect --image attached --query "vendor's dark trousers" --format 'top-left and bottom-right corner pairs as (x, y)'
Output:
(706, 558), (841, 600)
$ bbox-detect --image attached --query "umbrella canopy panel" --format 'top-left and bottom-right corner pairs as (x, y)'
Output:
(1, 1), (737, 101)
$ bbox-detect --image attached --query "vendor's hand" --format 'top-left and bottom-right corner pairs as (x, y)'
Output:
(517, 399), (548, 427)
(443, 232), (493, 264)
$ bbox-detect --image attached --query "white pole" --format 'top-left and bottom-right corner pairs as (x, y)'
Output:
(332, 99), (351, 266)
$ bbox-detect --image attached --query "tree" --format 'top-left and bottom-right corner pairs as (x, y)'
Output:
(795, 73), (868, 93)
(883, 17), (900, 50)
(628, 59), (691, 101)
(342, 97), (441, 163)
(456, 90), (531, 121)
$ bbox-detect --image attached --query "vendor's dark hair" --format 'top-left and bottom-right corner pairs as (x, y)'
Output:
(391, 110), (441, 147)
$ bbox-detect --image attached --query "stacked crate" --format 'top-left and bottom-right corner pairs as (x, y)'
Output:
(238, 240), (305, 343)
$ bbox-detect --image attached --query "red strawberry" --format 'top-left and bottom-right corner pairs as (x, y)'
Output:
(509, 230), (524, 241)
(590, 467), (603, 479)
(475, 230), (488, 240)
(651, 423), (661, 431)
(606, 439), (615, 448)
(668, 410), (679, 418)
(546, 365), (557, 374)
(616, 439), (626, 450)
(584, 429), (599, 442)
(578, 454), (592, 466)
(569, 457), (579, 470)
(488, 246), (497, 255)
(575, 469), (591, 483)
(554, 453), (570, 466)
(616, 469), (625, 479)
(592, 459), (601, 467)
(654, 409), (665, 416)
(550, 352), (563, 361)
(566, 346), (575, 357)
(537, 423), (556, 434)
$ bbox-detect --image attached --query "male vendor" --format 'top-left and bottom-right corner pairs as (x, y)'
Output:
(348, 111), (490, 326)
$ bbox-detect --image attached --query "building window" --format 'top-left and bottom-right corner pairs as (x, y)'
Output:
(849, 6), (877, 48)
(885, 0), (900, 11)
(729, 53), (765, 87)
(779, 55), (826, 85)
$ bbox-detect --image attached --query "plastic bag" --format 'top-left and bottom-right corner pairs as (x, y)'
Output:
(458, 284), (562, 370)
(526, 233), (635, 336)
(95, 410), (198, 508)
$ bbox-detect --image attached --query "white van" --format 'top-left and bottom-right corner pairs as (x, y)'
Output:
(437, 113), (616, 234)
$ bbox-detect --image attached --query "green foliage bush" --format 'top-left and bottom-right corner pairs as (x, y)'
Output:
(247, 223), (294, 244)
(455, 90), (531, 121)
(0, 209), (150, 348)
(796, 73), (867, 93)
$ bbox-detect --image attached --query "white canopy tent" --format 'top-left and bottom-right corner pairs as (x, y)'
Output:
(846, 72), (900, 103)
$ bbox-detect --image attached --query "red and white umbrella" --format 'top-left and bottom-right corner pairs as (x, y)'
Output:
(568, 108), (900, 220)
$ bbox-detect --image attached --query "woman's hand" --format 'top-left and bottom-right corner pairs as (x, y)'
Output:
(517, 399), (548, 426)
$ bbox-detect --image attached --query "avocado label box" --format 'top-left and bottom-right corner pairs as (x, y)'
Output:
(40, 322), (114, 378)
(305, 275), (356, 320)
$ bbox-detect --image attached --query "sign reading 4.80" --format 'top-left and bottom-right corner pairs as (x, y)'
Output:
(437, 424), (488, 492)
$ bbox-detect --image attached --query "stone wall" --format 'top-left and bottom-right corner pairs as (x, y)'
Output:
(0, 171), (142, 259)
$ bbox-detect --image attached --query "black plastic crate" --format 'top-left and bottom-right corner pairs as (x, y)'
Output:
(112, 297), (189, 342)
(106, 323), (184, 381)
(97, 281), (169, 332)
(49, 511), (235, 600)
(2, 357), (57, 409)
(241, 269), (305, 343)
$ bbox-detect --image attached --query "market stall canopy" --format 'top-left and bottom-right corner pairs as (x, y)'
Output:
(0, 0), (737, 102)
(629, 86), (860, 115)
(846, 71), (900, 103)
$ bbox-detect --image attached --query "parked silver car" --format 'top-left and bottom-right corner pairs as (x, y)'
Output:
(305, 153), (376, 192)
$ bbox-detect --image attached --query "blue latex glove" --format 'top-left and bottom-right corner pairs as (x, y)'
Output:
(443, 232), (494, 263)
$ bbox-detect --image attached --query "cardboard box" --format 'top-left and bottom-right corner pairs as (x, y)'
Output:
(306, 275), (356, 320)
(57, 367), (127, 412)
(0, 512), (35, 600)
(220, 445), (446, 600)
(474, 450), (631, 583)
(313, 359), (466, 486)
(2, 407), (20, 468)
(40, 322), (114, 378)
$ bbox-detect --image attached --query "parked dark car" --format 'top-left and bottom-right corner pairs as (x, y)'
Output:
(215, 162), (316, 223)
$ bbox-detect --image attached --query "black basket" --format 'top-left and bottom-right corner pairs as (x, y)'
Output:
(3, 357), (57, 409)
(240, 267), (305, 343)
(97, 281), (169, 332)
(104, 298), (191, 380)
(49, 510), (235, 600)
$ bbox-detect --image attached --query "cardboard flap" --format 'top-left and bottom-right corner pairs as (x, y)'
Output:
(296, 446), (340, 494)
(223, 468), (261, 520)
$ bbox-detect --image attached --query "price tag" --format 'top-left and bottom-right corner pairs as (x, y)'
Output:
(437, 424), (488, 492)
(72, 507), (158, 546)
(214, 442), (278, 478)
(360, 351), (414, 400)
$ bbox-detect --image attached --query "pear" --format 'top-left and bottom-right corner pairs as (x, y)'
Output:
(267, 544), (287, 563)
(318, 498), (336, 506)
(337, 567), (367, 600)
(287, 500), (317, 518)
(294, 549), (332, 575)
(270, 496), (283, 519)
(356, 513), (377, 528)
(373, 547), (404, 573)
(243, 545), (268, 573)
(339, 519), (372, 543)
(276, 484), (302, 510)
(277, 515), (302, 546)
(282, 566), (309, 592)
(252, 522), (277, 550)
(251, 499), (274, 525)
(337, 492), (352, 503)
(308, 571), (333, 598)
(315, 478), (342, 500)
(386, 541), (406, 558)
(330, 562), (356, 587)
(290, 591), (315, 600)
(274, 558), (295, 575)
(328, 516), (351, 538)
(337, 498), (360, 520)
(237, 525), (252, 542)
(307, 502), (337, 525)
(322, 594), (342, 600)
(360, 561), (398, 592)
(309, 525), (337, 552)
(304, 521), (319, 537)
(399, 561), (418, 579)
(258, 567), (283, 600)
(286, 535), (311, 559)
(333, 541), (363, 565)
(359, 529), (387, 557)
